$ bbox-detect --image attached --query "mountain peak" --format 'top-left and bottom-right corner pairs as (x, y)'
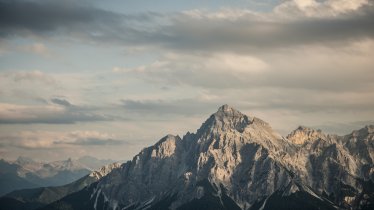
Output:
(217, 104), (234, 112)
(215, 104), (242, 116)
(287, 126), (325, 145)
(155, 134), (181, 146)
(363, 125), (374, 134)
(151, 134), (181, 158)
(357, 125), (374, 132)
(89, 162), (122, 180)
(197, 105), (252, 134)
(213, 104), (248, 122)
(350, 125), (374, 138)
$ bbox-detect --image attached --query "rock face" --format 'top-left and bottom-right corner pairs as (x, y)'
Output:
(40, 105), (374, 210)
(89, 162), (122, 180)
(286, 126), (325, 145)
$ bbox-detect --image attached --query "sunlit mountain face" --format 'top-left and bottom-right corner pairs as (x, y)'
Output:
(1, 0), (374, 209)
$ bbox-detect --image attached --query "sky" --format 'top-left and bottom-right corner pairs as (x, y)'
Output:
(0, 0), (374, 161)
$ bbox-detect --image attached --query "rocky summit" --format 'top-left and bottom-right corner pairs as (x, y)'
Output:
(7, 105), (374, 210)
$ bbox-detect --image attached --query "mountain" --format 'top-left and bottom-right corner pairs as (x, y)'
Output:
(287, 125), (374, 209)
(0, 157), (91, 196)
(248, 180), (338, 210)
(11, 105), (374, 210)
(0, 159), (39, 196)
(0, 163), (121, 210)
(0, 155), (119, 196)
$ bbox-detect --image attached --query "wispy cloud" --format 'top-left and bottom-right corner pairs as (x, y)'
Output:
(54, 131), (125, 146)
(274, 0), (370, 17)
(0, 99), (113, 124)
(57, 137), (123, 146)
(51, 98), (72, 107)
(113, 39), (374, 92)
(20, 43), (52, 57)
(157, 6), (374, 52)
(311, 120), (374, 135)
(121, 98), (219, 116)
(0, 71), (125, 124)
(4, 70), (56, 85)
(0, 130), (125, 149)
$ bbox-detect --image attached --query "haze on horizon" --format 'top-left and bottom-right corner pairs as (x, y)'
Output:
(0, 0), (373, 161)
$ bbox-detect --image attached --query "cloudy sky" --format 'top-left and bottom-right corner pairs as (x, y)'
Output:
(0, 0), (374, 161)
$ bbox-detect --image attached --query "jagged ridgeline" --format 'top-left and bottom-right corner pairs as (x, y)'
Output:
(3, 105), (374, 210)
(0, 163), (122, 210)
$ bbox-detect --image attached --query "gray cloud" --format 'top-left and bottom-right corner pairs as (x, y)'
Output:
(0, 130), (125, 149)
(1, 0), (373, 161)
(121, 98), (220, 117)
(0, 98), (115, 124)
(0, 0), (118, 36)
(0, 0), (163, 46)
(0, 113), (109, 124)
(115, 45), (374, 92)
(1, 0), (374, 51)
(51, 98), (72, 107)
(8, 70), (56, 85)
(312, 120), (374, 135)
(169, 7), (374, 51)
(54, 137), (125, 146)
(121, 87), (374, 118)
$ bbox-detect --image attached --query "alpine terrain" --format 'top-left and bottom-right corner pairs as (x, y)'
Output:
(0, 162), (121, 210)
(5, 105), (374, 210)
(0, 156), (116, 196)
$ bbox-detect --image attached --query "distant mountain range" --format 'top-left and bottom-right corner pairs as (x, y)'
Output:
(1, 105), (373, 210)
(0, 162), (121, 210)
(0, 156), (116, 196)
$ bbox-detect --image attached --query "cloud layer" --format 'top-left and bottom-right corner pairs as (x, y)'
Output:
(0, 100), (113, 124)
(0, 130), (124, 149)
(0, 0), (373, 160)
(1, 0), (373, 51)
(0, 0), (119, 37)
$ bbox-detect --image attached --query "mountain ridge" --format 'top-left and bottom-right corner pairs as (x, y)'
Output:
(0, 162), (122, 210)
(0, 156), (118, 196)
(2, 105), (373, 210)
(41, 105), (374, 210)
